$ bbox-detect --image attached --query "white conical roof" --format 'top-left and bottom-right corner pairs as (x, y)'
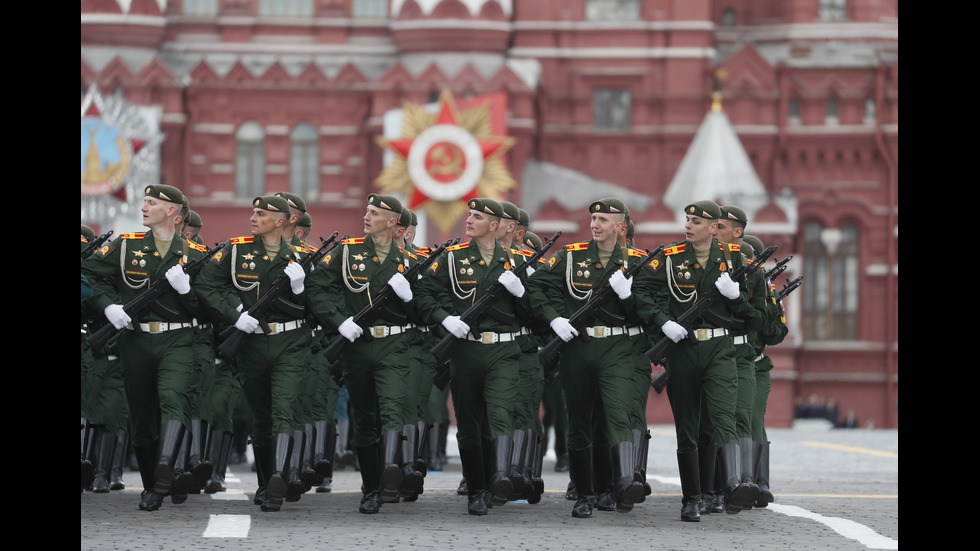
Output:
(663, 94), (768, 220)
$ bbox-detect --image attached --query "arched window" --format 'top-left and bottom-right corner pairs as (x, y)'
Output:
(593, 88), (631, 130)
(802, 221), (859, 340)
(290, 123), (320, 200)
(721, 8), (737, 27)
(236, 121), (265, 199)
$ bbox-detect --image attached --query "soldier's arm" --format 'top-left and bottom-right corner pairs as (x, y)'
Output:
(305, 252), (350, 333)
(193, 240), (242, 327)
(413, 253), (454, 327)
(524, 252), (566, 325)
(80, 236), (124, 315)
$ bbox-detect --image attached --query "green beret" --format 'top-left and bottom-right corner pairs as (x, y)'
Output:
(81, 225), (96, 241)
(409, 209), (418, 227)
(186, 210), (203, 228)
(517, 208), (530, 227)
(589, 197), (629, 218)
(685, 200), (721, 220)
(742, 234), (765, 253)
(524, 231), (543, 250)
(720, 205), (748, 225)
(298, 212), (312, 229)
(144, 184), (185, 205)
(275, 192), (307, 213)
(499, 201), (520, 222)
(398, 206), (413, 227)
(467, 197), (504, 218)
(252, 195), (290, 213)
(367, 193), (403, 214)
(739, 241), (756, 259)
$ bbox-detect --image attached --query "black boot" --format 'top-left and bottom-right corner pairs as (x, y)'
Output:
(677, 449), (701, 522)
(334, 418), (354, 470)
(525, 429), (544, 504)
(356, 442), (382, 514)
(263, 433), (293, 511)
(554, 429), (569, 472)
(459, 445), (488, 515)
(568, 447), (595, 518)
(312, 420), (332, 477)
(636, 429), (652, 497)
(81, 418), (97, 491)
(739, 436), (760, 509)
(611, 441), (644, 513)
(399, 423), (424, 498)
(755, 440), (774, 507)
(508, 429), (527, 499)
(110, 428), (128, 490)
(154, 420), (186, 496)
(286, 428), (308, 502)
(437, 422), (449, 467)
(489, 435), (513, 507)
(379, 430), (403, 503)
(252, 443), (272, 506)
(711, 450), (725, 513)
(697, 444), (717, 515)
(426, 422), (443, 471)
(205, 430), (230, 494)
(187, 419), (212, 490)
(170, 430), (196, 504)
(720, 441), (752, 514)
(594, 445), (616, 511)
(300, 424), (322, 488)
(91, 429), (117, 493)
(134, 444), (165, 511)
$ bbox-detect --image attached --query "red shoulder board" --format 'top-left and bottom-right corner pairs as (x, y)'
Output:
(188, 241), (208, 253)
(565, 242), (589, 252)
(81, 236), (89, 244)
(230, 236), (253, 245)
(121, 232), (146, 240)
(415, 249), (429, 258)
(447, 241), (470, 252)
(417, 247), (431, 254)
(665, 244), (686, 256)
(727, 243), (740, 252)
(512, 248), (533, 257)
(627, 248), (645, 258)
(342, 237), (365, 245)
(402, 248), (417, 261)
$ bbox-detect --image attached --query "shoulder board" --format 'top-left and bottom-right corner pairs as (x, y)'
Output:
(417, 247), (431, 254)
(290, 244), (311, 254)
(188, 241), (208, 253)
(447, 241), (470, 252)
(720, 242), (740, 252)
(565, 242), (589, 252)
(230, 236), (254, 245)
(415, 249), (429, 258)
(121, 232), (146, 240)
(512, 248), (534, 257)
(81, 236), (89, 244)
(627, 248), (645, 258)
(402, 248), (417, 260)
(342, 237), (365, 245)
(665, 244), (686, 256)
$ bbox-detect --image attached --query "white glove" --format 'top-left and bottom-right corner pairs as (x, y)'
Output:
(388, 272), (413, 302)
(661, 320), (688, 343)
(550, 317), (579, 342)
(609, 269), (632, 300)
(236, 303), (244, 312)
(165, 265), (191, 295)
(104, 304), (132, 330)
(526, 266), (536, 277)
(235, 312), (260, 333)
(498, 270), (525, 298)
(339, 316), (363, 343)
(715, 272), (740, 300)
(442, 315), (470, 339)
(285, 262), (306, 295)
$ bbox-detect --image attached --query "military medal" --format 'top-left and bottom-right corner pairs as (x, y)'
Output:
(249, 262), (255, 270)
(359, 263), (366, 271)
(467, 268), (474, 276)
(576, 270), (583, 277)
(685, 272), (691, 279)
(595, 263), (602, 269)
(460, 268), (466, 274)
(351, 264), (359, 271)
(139, 259), (146, 268)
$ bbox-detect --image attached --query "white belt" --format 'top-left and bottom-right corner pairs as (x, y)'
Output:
(732, 335), (749, 345)
(126, 321), (194, 334)
(754, 353), (766, 362)
(367, 325), (410, 338)
(583, 326), (641, 338)
(252, 319), (304, 335)
(466, 331), (521, 344)
(691, 327), (729, 341)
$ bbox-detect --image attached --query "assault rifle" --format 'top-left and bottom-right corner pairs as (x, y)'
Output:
(321, 236), (459, 368)
(537, 243), (666, 381)
(86, 242), (225, 352)
(81, 230), (113, 262)
(778, 275), (803, 301)
(216, 232), (343, 362)
(431, 231), (563, 390)
(765, 255), (792, 281)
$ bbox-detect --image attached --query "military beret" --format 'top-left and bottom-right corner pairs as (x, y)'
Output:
(739, 241), (756, 259)
(367, 193), (403, 214)
(467, 197), (504, 218)
(742, 234), (765, 254)
(685, 200), (721, 220)
(252, 195), (290, 213)
(589, 197), (629, 218)
(144, 184), (185, 205)
(720, 205), (748, 225)
(397, 206), (413, 227)
(517, 208), (530, 227)
(298, 212), (312, 229)
(409, 209), (418, 227)
(524, 231), (543, 250)
(81, 225), (96, 241)
(186, 210), (203, 228)
(275, 192), (307, 213)
(499, 201), (520, 222)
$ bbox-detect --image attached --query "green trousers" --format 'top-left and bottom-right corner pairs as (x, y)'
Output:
(734, 340), (757, 438)
(340, 332), (410, 447)
(449, 340), (520, 449)
(751, 355), (773, 442)
(664, 336), (738, 453)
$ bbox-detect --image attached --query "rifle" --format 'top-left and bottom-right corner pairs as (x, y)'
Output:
(81, 230), (113, 262)
(538, 243), (666, 381)
(765, 255), (792, 281)
(644, 244), (777, 369)
(321, 236), (459, 368)
(215, 231), (343, 362)
(778, 275), (803, 301)
(431, 231), (563, 390)
(86, 242), (225, 351)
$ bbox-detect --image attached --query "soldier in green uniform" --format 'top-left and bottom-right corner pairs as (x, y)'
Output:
(305, 193), (416, 514)
(182, 210), (203, 243)
(194, 194), (312, 512)
(414, 198), (528, 516)
(82, 184), (208, 511)
(524, 197), (648, 519)
(638, 200), (758, 522)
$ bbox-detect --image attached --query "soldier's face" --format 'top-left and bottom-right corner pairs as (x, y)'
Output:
(685, 215), (716, 246)
(465, 210), (497, 239)
(364, 205), (396, 236)
(251, 208), (284, 237)
(716, 220), (739, 244)
(141, 197), (172, 228)
(590, 213), (624, 247)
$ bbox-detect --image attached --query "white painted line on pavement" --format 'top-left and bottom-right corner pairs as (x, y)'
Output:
(203, 514), (251, 538)
(768, 503), (898, 550)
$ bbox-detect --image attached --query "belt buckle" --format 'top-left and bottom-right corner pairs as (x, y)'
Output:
(373, 326), (387, 338)
(481, 332), (495, 344)
(695, 328), (710, 341)
(148, 321), (161, 333)
(267, 322), (280, 335)
(594, 326), (605, 338)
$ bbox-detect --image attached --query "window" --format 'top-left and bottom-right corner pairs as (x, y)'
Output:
(818, 0), (847, 21)
(721, 8), (737, 27)
(258, 0), (313, 17)
(585, 0), (640, 22)
(788, 99), (800, 124)
(593, 88), (631, 130)
(183, 0), (218, 16)
(802, 222), (859, 340)
(825, 97), (838, 125)
(352, 0), (389, 18)
(290, 123), (320, 200)
(864, 98), (877, 124)
(236, 121), (265, 199)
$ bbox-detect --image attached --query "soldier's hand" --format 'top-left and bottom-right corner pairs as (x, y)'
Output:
(285, 262), (306, 294)
(104, 304), (132, 330)
(715, 272), (740, 300)
(339, 317), (363, 342)
(661, 320), (688, 343)
(550, 317), (579, 342)
(442, 315), (470, 339)
(235, 312), (260, 333)
(165, 265), (191, 295)
(498, 270), (525, 298)
(609, 269), (632, 299)
(388, 272), (413, 302)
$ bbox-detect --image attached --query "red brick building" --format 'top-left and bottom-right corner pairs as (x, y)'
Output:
(81, 0), (898, 428)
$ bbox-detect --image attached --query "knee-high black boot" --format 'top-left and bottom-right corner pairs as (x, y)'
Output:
(312, 420), (331, 476)
(697, 444), (717, 515)
(154, 420), (185, 496)
(508, 429), (527, 498)
(489, 435), (513, 507)
(677, 449), (701, 522)
(81, 418), (97, 491)
(300, 424), (322, 488)
(286, 428), (308, 501)
(568, 447), (595, 518)
(91, 429), (117, 493)
(754, 440), (773, 507)
(594, 445), (616, 511)
(134, 442), (165, 511)
(611, 441), (644, 513)
(459, 444), (488, 515)
(204, 429), (228, 494)
(739, 436), (759, 509)
(188, 419), (212, 489)
(720, 441), (752, 514)
(635, 429), (652, 497)
(170, 429), (196, 504)
(379, 430), (404, 503)
(263, 433), (293, 511)
(110, 428), (128, 490)
(399, 423), (424, 497)
(356, 441), (382, 514)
